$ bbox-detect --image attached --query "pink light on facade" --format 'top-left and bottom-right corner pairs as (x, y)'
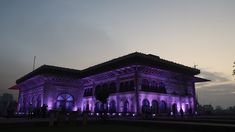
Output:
(181, 103), (186, 112)
(73, 106), (78, 111)
(47, 100), (53, 110)
(15, 57), (206, 115)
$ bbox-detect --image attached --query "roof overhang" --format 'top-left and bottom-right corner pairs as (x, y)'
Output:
(194, 76), (210, 83)
(8, 85), (19, 90)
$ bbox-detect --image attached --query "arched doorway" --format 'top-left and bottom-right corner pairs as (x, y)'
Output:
(142, 99), (150, 113)
(124, 100), (129, 113)
(151, 100), (159, 114)
(36, 96), (41, 108)
(121, 100), (129, 113)
(56, 93), (74, 111)
(109, 100), (116, 113)
(94, 102), (101, 112)
(159, 101), (167, 113)
(172, 103), (177, 116)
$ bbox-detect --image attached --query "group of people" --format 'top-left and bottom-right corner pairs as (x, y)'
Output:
(48, 105), (84, 126)
(28, 104), (48, 119)
(142, 106), (194, 119)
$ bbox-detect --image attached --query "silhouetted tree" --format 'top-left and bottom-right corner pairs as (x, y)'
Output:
(214, 106), (224, 114)
(94, 86), (110, 112)
(233, 61), (235, 77)
(197, 104), (214, 115)
(0, 93), (15, 116)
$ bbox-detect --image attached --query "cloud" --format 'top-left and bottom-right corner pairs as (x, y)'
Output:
(200, 71), (230, 82)
(195, 69), (235, 107)
(196, 70), (232, 88)
(197, 82), (235, 107)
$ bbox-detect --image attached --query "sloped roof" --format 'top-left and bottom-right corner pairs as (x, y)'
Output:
(16, 65), (81, 84)
(16, 52), (200, 84)
(80, 52), (200, 77)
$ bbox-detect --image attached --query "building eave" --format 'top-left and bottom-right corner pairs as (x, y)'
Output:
(194, 76), (210, 83)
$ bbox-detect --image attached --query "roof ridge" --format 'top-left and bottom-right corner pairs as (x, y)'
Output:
(16, 52), (200, 84)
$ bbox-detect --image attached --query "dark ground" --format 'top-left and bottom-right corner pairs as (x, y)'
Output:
(1, 116), (235, 131)
(1, 124), (194, 132)
(0, 122), (199, 132)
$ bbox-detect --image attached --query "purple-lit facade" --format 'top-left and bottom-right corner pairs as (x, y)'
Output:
(14, 52), (208, 115)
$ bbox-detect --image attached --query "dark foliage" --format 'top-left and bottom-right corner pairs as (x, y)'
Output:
(94, 86), (110, 104)
(233, 61), (235, 76)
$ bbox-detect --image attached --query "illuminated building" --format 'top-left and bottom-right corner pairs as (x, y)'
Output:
(11, 52), (208, 115)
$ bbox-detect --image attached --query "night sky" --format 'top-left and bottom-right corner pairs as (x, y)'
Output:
(0, 0), (235, 107)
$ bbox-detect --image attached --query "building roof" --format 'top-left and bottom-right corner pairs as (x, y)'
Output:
(16, 52), (200, 84)
(16, 65), (81, 84)
(80, 52), (200, 77)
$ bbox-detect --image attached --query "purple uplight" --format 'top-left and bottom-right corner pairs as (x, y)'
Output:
(16, 63), (205, 115)
(47, 100), (53, 110)
(73, 106), (78, 111)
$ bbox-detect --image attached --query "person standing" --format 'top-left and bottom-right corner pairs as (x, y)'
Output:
(180, 108), (184, 118)
(28, 104), (34, 119)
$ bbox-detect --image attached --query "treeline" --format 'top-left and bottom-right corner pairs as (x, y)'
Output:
(0, 93), (17, 117)
(197, 104), (235, 115)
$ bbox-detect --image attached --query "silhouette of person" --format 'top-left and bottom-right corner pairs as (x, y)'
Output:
(28, 104), (34, 119)
(180, 108), (184, 118)
(172, 104), (177, 118)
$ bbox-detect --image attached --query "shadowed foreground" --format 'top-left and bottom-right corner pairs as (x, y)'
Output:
(2, 123), (197, 132)
(1, 117), (235, 132)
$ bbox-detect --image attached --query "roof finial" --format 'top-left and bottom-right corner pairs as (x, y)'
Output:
(193, 62), (198, 68)
(33, 56), (36, 71)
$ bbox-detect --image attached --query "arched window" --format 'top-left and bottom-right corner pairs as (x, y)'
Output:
(27, 97), (31, 108)
(85, 103), (90, 111)
(185, 104), (189, 113)
(130, 80), (134, 90)
(109, 100), (116, 113)
(102, 83), (108, 89)
(37, 95), (41, 108)
(159, 82), (166, 93)
(95, 85), (101, 93)
(159, 101), (167, 113)
(142, 99), (150, 113)
(23, 97), (27, 112)
(141, 79), (149, 90)
(124, 82), (129, 89)
(121, 100), (129, 113)
(151, 100), (159, 114)
(151, 81), (157, 89)
(29, 96), (32, 105)
(94, 102), (101, 112)
(33, 96), (37, 108)
(56, 93), (74, 111)
(109, 82), (117, 93)
(124, 100), (129, 113)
